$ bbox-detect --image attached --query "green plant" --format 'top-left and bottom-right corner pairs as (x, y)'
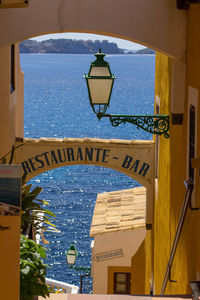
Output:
(20, 234), (49, 300)
(0, 145), (56, 237)
(0, 146), (57, 298)
(21, 179), (56, 237)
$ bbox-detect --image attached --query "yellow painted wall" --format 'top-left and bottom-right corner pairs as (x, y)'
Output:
(129, 230), (152, 295)
(166, 4), (200, 295)
(153, 52), (193, 294)
(0, 45), (23, 300)
(0, 46), (14, 158)
(169, 118), (186, 294)
(131, 241), (145, 294)
(104, 8), (200, 294)
(152, 5), (200, 295)
(128, 53), (172, 296)
(153, 53), (171, 294)
(144, 230), (152, 294)
(0, 216), (21, 299)
(0, 44), (24, 159)
(187, 5), (200, 284)
(170, 3), (200, 294)
(16, 44), (24, 139)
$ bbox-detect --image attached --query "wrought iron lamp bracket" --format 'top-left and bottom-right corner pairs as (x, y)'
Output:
(97, 113), (170, 138)
(70, 265), (91, 275)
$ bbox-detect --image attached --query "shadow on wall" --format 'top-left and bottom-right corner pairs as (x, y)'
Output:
(131, 240), (145, 294)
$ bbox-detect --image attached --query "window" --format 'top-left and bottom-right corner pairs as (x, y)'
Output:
(187, 86), (198, 208)
(189, 104), (195, 182)
(10, 44), (15, 93)
(113, 272), (131, 294)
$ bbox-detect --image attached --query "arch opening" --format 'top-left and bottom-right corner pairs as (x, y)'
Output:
(29, 164), (146, 292)
(20, 44), (155, 141)
(17, 31), (155, 293)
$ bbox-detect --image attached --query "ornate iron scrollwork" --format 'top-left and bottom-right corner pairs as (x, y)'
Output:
(108, 115), (169, 138)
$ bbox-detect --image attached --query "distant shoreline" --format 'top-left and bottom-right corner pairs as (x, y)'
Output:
(20, 39), (155, 55)
(20, 52), (156, 55)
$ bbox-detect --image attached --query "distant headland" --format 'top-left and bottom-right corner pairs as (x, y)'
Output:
(19, 39), (155, 55)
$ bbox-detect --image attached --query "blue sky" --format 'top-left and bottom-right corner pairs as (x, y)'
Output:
(32, 33), (145, 51)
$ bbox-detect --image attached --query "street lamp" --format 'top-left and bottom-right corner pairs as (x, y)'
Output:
(83, 48), (116, 117)
(65, 244), (91, 294)
(65, 244), (78, 266)
(84, 49), (169, 138)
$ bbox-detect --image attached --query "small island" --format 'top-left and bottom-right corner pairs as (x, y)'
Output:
(19, 39), (155, 55)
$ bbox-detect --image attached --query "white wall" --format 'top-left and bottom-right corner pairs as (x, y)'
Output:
(92, 228), (146, 294)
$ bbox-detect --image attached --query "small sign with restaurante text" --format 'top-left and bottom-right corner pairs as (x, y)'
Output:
(93, 249), (124, 262)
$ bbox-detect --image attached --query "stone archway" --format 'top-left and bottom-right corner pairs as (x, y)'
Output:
(11, 137), (154, 225)
(0, 0), (186, 58)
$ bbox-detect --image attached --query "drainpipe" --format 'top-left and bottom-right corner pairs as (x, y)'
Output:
(160, 180), (194, 295)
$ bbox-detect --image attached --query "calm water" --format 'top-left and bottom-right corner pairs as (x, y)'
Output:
(20, 53), (155, 292)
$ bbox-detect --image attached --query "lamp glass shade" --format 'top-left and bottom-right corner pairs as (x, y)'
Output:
(66, 244), (77, 266)
(87, 78), (114, 105)
(84, 49), (116, 111)
(89, 66), (111, 77)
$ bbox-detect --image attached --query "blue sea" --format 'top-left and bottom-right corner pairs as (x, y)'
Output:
(20, 53), (155, 293)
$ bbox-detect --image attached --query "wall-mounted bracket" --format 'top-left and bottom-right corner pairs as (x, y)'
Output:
(99, 114), (170, 138)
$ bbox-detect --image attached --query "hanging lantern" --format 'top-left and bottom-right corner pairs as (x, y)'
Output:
(84, 49), (116, 118)
(65, 244), (78, 266)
